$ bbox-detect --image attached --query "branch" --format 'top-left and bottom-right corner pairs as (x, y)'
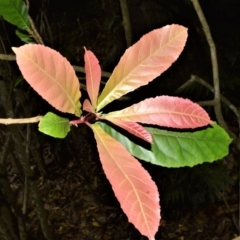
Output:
(23, 0), (44, 44)
(175, 75), (240, 120)
(119, 0), (132, 47)
(175, 74), (240, 149)
(0, 116), (42, 125)
(0, 53), (15, 61)
(191, 0), (229, 132)
(27, 16), (44, 45)
(22, 125), (30, 215)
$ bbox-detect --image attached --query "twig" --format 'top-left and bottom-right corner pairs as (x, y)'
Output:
(195, 76), (240, 119)
(23, 0), (44, 44)
(24, 0), (30, 10)
(119, 0), (132, 47)
(175, 75), (240, 149)
(0, 53), (15, 61)
(28, 16), (44, 45)
(197, 99), (217, 106)
(175, 75), (240, 121)
(0, 116), (42, 125)
(191, 1), (240, 233)
(22, 125), (30, 215)
(191, 0), (229, 132)
(174, 75), (196, 94)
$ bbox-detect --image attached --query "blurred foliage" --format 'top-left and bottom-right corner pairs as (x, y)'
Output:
(158, 161), (234, 208)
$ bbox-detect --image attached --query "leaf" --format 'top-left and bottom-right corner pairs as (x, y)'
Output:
(83, 99), (95, 113)
(104, 117), (152, 143)
(97, 121), (154, 162)
(98, 122), (232, 168)
(38, 112), (71, 138)
(97, 24), (188, 111)
(0, 0), (31, 31)
(146, 123), (232, 167)
(106, 96), (212, 128)
(15, 29), (33, 43)
(84, 48), (101, 109)
(91, 123), (160, 240)
(12, 44), (81, 116)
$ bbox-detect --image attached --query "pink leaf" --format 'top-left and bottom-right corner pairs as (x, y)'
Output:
(105, 117), (152, 143)
(97, 24), (188, 111)
(83, 99), (94, 113)
(91, 124), (160, 240)
(106, 96), (212, 128)
(12, 44), (81, 116)
(84, 47), (101, 109)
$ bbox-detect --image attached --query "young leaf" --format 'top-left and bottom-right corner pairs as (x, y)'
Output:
(83, 99), (94, 113)
(105, 96), (212, 128)
(97, 24), (188, 111)
(84, 48), (101, 109)
(91, 123), (160, 240)
(38, 112), (70, 138)
(0, 0), (31, 31)
(97, 121), (155, 162)
(98, 122), (232, 168)
(146, 123), (232, 167)
(104, 117), (152, 143)
(12, 44), (81, 116)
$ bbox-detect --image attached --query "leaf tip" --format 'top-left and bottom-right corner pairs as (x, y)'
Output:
(12, 47), (18, 53)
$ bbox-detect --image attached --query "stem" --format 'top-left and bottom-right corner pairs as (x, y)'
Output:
(119, 0), (132, 47)
(27, 16), (44, 45)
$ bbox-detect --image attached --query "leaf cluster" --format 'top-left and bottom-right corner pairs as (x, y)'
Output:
(0, 1), (232, 240)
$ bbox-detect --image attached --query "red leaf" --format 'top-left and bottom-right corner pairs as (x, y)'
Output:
(84, 48), (101, 109)
(91, 124), (160, 240)
(106, 96), (212, 128)
(83, 99), (94, 113)
(12, 44), (81, 116)
(97, 24), (188, 111)
(105, 117), (152, 143)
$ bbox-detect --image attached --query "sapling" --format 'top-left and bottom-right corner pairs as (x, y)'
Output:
(8, 24), (231, 240)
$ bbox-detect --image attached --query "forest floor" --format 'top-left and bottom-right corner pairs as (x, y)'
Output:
(3, 122), (238, 240)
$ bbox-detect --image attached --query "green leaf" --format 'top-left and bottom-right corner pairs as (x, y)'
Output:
(0, 0), (31, 31)
(146, 122), (232, 167)
(98, 121), (232, 168)
(96, 121), (155, 162)
(38, 112), (71, 138)
(15, 29), (33, 43)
